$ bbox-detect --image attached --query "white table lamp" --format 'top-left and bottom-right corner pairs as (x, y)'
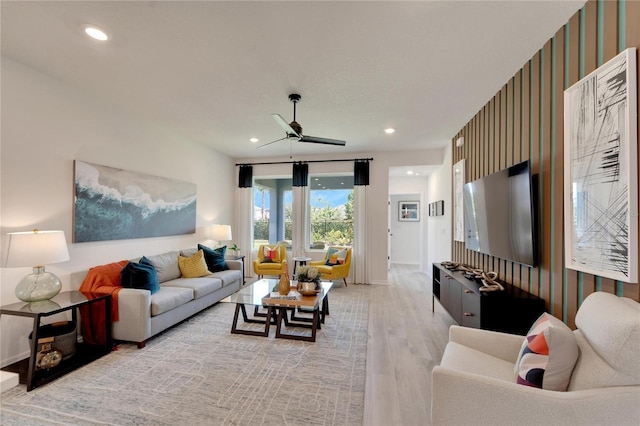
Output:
(210, 224), (232, 247)
(6, 229), (70, 302)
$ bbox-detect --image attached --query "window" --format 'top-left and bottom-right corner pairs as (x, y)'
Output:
(253, 178), (292, 248)
(309, 175), (354, 249)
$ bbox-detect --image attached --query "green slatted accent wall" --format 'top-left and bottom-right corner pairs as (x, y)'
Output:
(451, 0), (640, 327)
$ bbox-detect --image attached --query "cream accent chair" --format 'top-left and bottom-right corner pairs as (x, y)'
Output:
(309, 246), (351, 287)
(432, 292), (640, 426)
(253, 244), (287, 279)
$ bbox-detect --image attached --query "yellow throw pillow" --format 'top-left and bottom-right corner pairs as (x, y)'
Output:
(178, 250), (210, 278)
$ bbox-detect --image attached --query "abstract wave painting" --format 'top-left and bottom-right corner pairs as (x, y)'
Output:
(74, 161), (197, 242)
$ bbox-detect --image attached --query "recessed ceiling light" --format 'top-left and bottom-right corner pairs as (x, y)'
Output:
(250, 137), (259, 143)
(314, 178), (319, 181)
(407, 170), (414, 175)
(385, 128), (395, 134)
(84, 26), (109, 41)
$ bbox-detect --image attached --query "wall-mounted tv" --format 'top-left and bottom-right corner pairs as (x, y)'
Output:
(463, 160), (537, 267)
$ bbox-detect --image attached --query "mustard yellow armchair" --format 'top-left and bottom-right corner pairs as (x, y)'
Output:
(309, 246), (351, 287)
(253, 244), (288, 279)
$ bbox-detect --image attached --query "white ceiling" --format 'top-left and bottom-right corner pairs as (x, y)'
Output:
(1, 1), (585, 161)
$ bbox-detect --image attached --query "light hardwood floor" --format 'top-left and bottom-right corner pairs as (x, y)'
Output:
(363, 264), (455, 426)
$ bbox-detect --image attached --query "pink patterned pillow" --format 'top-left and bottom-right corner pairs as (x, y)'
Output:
(514, 313), (579, 391)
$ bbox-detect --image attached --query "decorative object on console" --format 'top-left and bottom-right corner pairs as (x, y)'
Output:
(399, 201), (419, 221)
(564, 48), (638, 283)
(73, 160), (197, 243)
(229, 243), (240, 256)
(6, 230), (70, 302)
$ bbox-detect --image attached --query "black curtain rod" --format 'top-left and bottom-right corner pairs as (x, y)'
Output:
(235, 158), (373, 167)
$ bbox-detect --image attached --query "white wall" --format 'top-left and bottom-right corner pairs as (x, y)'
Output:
(0, 59), (236, 366)
(389, 193), (422, 266)
(426, 144), (453, 275)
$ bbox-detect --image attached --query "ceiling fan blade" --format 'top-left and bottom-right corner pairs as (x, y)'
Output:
(299, 135), (346, 146)
(271, 113), (300, 138)
(257, 136), (288, 149)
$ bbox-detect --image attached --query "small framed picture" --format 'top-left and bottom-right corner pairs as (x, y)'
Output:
(436, 200), (444, 216)
(399, 201), (420, 222)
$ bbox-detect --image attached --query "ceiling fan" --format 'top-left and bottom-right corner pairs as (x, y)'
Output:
(259, 93), (346, 148)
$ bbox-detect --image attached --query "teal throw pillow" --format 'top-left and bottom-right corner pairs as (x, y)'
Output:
(121, 259), (160, 294)
(198, 244), (228, 272)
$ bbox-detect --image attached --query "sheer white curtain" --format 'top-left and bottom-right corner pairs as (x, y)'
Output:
(353, 185), (369, 284)
(236, 186), (254, 277)
(292, 186), (310, 257)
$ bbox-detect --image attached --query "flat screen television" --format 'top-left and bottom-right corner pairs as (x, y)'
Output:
(463, 160), (537, 267)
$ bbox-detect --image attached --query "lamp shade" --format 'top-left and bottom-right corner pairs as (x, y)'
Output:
(6, 230), (70, 267)
(210, 224), (232, 241)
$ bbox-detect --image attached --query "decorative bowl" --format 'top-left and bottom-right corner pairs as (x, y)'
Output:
(297, 281), (320, 296)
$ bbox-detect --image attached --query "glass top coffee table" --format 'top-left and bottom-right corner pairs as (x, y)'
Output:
(221, 279), (332, 341)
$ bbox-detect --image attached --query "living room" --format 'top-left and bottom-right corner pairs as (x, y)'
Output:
(2, 1), (639, 425)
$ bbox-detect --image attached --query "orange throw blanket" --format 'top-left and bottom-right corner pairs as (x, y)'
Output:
(79, 260), (128, 346)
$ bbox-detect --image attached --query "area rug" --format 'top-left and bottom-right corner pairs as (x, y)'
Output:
(0, 285), (370, 425)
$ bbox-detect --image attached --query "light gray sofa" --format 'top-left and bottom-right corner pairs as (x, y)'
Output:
(71, 249), (242, 348)
(431, 292), (640, 425)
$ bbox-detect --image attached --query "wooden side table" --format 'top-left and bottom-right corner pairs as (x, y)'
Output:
(0, 291), (112, 391)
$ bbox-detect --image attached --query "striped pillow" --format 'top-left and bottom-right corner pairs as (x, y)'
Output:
(514, 313), (579, 391)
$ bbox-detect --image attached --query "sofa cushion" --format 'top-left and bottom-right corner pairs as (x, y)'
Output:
(162, 277), (223, 299)
(514, 313), (579, 391)
(120, 261), (160, 294)
(198, 244), (228, 272)
(211, 269), (241, 286)
(178, 250), (210, 278)
(150, 287), (194, 316)
(141, 252), (181, 283)
(440, 341), (515, 382)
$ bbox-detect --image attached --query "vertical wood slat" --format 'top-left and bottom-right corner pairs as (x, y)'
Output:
(624, 0), (640, 300)
(499, 85), (508, 279)
(552, 27), (566, 319)
(505, 79), (514, 286)
(565, 11), (581, 328)
(597, 0), (619, 295)
(488, 98), (496, 272)
(541, 40), (553, 306)
(530, 51), (541, 297)
(513, 71), (523, 289)
(520, 61), (531, 293)
(579, 2), (599, 302)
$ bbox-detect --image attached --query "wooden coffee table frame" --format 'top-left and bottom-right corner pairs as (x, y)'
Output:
(262, 283), (332, 342)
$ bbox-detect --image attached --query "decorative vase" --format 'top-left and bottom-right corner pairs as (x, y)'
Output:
(278, 275), (290, 295)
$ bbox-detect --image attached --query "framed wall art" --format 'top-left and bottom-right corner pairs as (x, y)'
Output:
(563, 48), (638, 283)
(399, 201), (420, 222)
(453, 159), (465, 241)
(74, 160), (197, 242)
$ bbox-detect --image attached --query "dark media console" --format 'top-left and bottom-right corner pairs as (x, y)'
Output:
(432, 263), (545, 335)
